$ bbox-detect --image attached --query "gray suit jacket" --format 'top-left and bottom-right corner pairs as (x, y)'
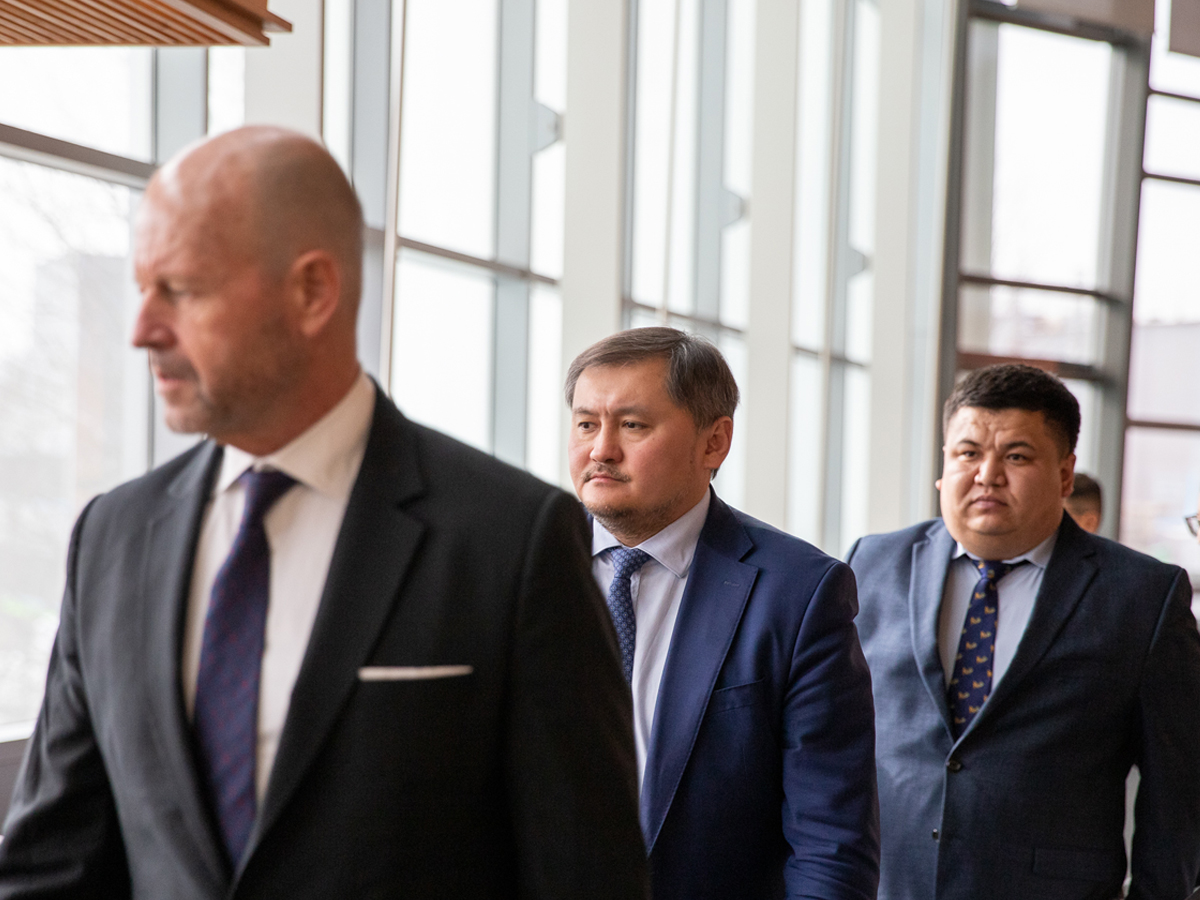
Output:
(0, 388), (648, 900)
(848, 513), (1200, 900)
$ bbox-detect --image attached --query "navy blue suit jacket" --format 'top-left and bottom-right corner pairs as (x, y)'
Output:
(848, 514), (1200, 900)
(643, 492), (879, 900)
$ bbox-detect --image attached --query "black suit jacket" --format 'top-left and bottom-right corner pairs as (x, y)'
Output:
(0, 388), (648, 899)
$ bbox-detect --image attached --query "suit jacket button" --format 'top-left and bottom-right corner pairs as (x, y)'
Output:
(932, 829), (939, 841)
(946, 758), (963, 772)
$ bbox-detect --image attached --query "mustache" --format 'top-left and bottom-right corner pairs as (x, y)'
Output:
(584, 464), (630, 484)
(147, 351), (197, 381)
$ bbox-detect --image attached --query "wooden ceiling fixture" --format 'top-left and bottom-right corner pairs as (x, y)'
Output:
(0, 0), (292, 46)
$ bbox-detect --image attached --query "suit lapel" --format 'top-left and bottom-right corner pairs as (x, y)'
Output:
(909, 521), (956, 737)
(974, 515), (1097, 725)
(249, 392), (426, 856)
(640, 494), (756, 853)
(140, 442), (229, 882)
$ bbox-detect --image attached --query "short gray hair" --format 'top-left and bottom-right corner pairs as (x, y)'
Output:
(565, 327), (740, 427)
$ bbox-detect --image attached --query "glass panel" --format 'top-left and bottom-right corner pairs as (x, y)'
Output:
(793, 0), (833, 352)
(0, 158), (150, 731)
(630, 0), (699, 312)
(391, 250), (495, 451)
(840, 0), (879, 366)
(844, 269), (873, 365)
(322, 0), (354, 174)
(1129, 180), (1200, 424)
(526, 284), (563, 486)
(788, 352), (822, 544)
(1062, 378), (1098, 475)
(530, 0), (568, 280)
(1151, 0), (1200, 98)
(713, 331), (748, 510)
(962, 22), (1110, 290)
(848, 0), (878, 260)
(0, 47), (152, 161)
(1133, 179), (1200, 325)
(398, 0), (498, 259)
(1144, 94), (1200, 182)
(1120, 427), (1200, 594)
(957, 284), (1100, 365)
(1129, 324), (1200, 426)
(720, 220), (751, 331)
(839, 363), (870, 554)
(207, 47), (246, 136)
(530, 141), (565, 280)
(536, 0), (567, 113)
(719, 0), (755, 331)
(662, 0), (699, 317)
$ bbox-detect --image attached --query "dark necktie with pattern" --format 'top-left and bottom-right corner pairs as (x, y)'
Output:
(193, 468), (296, 866)
(948, 558), (1024, 738)
(606, 547), (652, 683)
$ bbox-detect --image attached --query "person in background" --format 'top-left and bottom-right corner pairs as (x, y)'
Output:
(848, 363), (1200, 900)
(1064, 471), (1102, 533)
(0, 126), (647, 900)
(566, 326), (879, 900)
(1184, 495), (1200, 545)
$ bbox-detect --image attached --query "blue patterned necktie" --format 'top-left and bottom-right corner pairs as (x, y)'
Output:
(193, 468), (296, 866)
(606, 547), (652, 683)
(948, 558), (1024, 738)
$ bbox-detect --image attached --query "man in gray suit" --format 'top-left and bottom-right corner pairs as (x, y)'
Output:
(848, 363), (1200, 900)
(0, 126), (647, 899)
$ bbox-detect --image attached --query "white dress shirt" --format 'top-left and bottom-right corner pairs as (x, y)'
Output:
(590, 491), (711, 788)
(182, 371), (375, 801)
(938, 530), (1058, 691)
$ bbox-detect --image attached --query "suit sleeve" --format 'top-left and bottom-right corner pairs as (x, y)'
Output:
(1128, 567), (1200, 900)
(503, 490), (649, 900)
(0, 499), (131, 899)
(781, 560), (881, 900)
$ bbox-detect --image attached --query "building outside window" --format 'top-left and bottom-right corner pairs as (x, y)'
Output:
(0, 47), (156, 737)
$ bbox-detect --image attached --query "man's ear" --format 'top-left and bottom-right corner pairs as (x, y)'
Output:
(288, 249), (342, 338)
(1060, 453), (1077, 500)
(702, 417), (734, 471)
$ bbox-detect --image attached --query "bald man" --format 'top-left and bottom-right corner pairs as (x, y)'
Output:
(0, 127), (646, 900)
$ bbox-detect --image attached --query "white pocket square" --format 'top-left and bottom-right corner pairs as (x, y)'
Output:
(357, 665), (474, 682)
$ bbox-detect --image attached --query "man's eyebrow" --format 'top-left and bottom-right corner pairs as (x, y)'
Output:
(951, 438), (1037, 451)
(572, 404), (652, 417)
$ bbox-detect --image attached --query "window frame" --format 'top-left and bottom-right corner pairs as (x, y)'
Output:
(0, 46), (209, 787)
(938, 0), (1151, 538)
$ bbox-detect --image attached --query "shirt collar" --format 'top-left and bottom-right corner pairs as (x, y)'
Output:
(953, 527), (1058, 571)
(591, 489), (712, 579)
(215, 370), (375, 499)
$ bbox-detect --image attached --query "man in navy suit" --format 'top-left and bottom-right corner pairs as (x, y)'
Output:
(848, 364), (1200, 900)
(566, 327), (879, 900)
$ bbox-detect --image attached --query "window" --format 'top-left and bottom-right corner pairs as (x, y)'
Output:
(0, 47), (152, 160)
(625, 0), (756, 510)
(789, 0), (879, 551)
(942, 0), (1150, 538)
(387, 0), (567, 475)
(0, 48), (163, 736)
(1122, 0), (1200, 587)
